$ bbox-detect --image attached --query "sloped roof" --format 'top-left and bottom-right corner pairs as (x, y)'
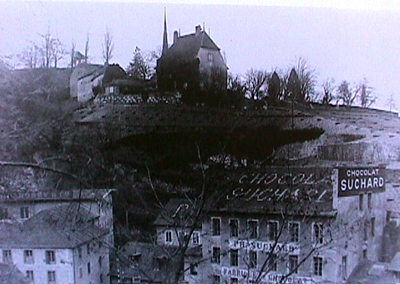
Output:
(0, 263), (31, 284)
(111, 242), (179, 282)
(0, 204), (108, 249)
(387, 252), (400, 272)
(163, 30), (220, 62)
(347, 260), (398, 284)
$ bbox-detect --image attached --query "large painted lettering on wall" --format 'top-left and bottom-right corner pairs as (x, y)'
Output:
(221, 267), (315, 284)
(225, 167), (332, 203)
(338, 167), (385, 197)
(229, 239), (300, 254)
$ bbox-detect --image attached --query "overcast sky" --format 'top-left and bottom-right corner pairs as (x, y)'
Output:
(1, 1), (399, 110)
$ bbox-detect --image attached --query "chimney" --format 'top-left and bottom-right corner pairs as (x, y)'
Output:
(173, 30), (178, 44)
(195, 25), (201, 36)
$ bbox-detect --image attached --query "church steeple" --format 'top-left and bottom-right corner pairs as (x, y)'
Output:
(162, 8), (168, 56)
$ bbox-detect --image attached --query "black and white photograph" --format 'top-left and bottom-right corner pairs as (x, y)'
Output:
(0, 0), (400, 283)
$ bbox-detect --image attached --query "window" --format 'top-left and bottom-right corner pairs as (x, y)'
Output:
(367, 192), (372, 210)
(45, 250), (56, 264)
(288, 255), (298, 274)
(78, 247), (82, 259)
(190, 263), (198, 275)
(341, 256), (347, 279)
(165, 230), (172, 244)
(24, 250), (34, 264)
(208, 53), (214, 62)
(79, 267), (83, 278)
(26, 271), (34, 282)
(47, 271), (56, 284)
(212, 218), (221, 236)
(313, 223), (324, 244)
(230, 249), (238, 266)
(269, 221), (279, 240)
(86, 243), (90, 255)
(87, 262), (91, 274)
(363, 249), (368, 259)
(109, 86), (115, 94)
(229, 219), (239, 237)
(371, 217), (375, 237)
(313, 257), (323, 276)
(363, 220), (368, 241)
(249, 250), (257, 268)
(192, 231), (200, 245)
(269, 254), (277, 271)
(248, 220), (258, 239)
(3, 250), (12, 264)
(289, 222), (300, 242)
(0, 207), (8, 220)
(230, 278), (238, 284)
(20, 207), (29, 219)
(213, 275), (221, 284)
(359, 194), (364, 211)
(99, 256), (102, 267)
(212, 247), (221, 264)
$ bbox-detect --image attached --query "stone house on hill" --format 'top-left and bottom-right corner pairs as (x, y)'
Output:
(156, 19), (228, 94)
(70, 63), (126, 103)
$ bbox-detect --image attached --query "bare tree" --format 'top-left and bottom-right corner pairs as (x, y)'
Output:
(358, 78), (376, 108)
(295, 57), (317, 102)
(244, 69), (269, 100)
(50, 38), (66, 68)
(70, 41), (76, 68)
(321, 78), (336, 105)
(18, 42), (40, 69)
(102, 28), (114, 65)
(84, 33), (90, 63)
(387, 93), (397, 112)
(337, 80), (357, 106)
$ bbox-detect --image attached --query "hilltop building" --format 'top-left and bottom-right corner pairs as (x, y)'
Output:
(70, 63), (126, 103)
(156, 14), (228, 94)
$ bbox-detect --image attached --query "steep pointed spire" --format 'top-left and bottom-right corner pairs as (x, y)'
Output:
(162, 8), (168, 56)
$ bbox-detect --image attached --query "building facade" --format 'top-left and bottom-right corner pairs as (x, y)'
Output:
(0, 204), (110, 284)
(156, 16), (228, 94)
(198, 166), (387, 284)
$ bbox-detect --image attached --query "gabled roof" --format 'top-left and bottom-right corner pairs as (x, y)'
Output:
(163, 30), (220, 62)
(111, 242), (179, 282)
(0, 204), (108, 249)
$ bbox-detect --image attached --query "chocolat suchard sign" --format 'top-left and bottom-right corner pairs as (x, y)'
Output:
(338, 167), (385, 197)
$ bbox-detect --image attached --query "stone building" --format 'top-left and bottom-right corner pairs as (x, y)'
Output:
(156, 15), (228, 94)
(0, 204), (110, 284)
(197, 166), (387, 284)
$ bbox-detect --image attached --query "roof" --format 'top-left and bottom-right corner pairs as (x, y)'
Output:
(162, 29), (220, 62)
(0, 204), (108, 249)
(0, 189), (114, 203)
(387, 252), (400, 272)
(111, 242), (180, 282)
(347, 260), (398, 284)
(0, 263), (31, 284)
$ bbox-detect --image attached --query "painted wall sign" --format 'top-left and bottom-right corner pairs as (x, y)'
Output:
(338, 167), (385, 197)
(229, 239), (300, 254)
(225, 168), (332, 203)
(221, 267), (314, 284)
